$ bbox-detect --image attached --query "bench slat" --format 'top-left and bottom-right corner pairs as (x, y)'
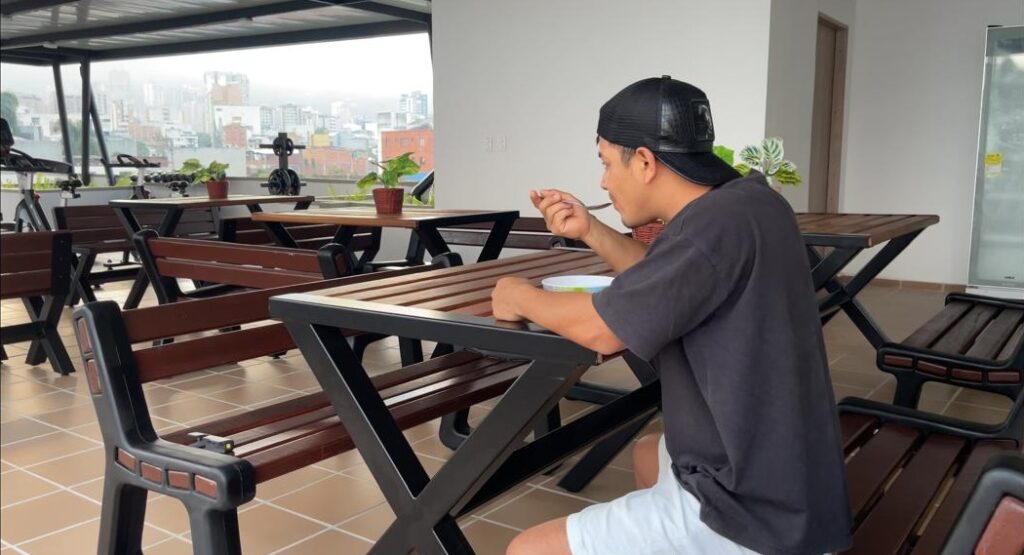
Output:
(134, 323), (298, 383)
(840, 414), (878, 454)
(902, 301), (972, 349)
(0, 251), (51, 274)
(150, 238), (323, 273)
(997, 322), (1024, 362)
(931, 304), (1000, 355)
(910, 440), (1019, 555)
(62, 228), (129, 244)
(0, 231), (58, 255)
(155, 259), (320, 289)
(965, 308), (1024, 360)
(844, 423), (921, 520)
(846, 433), (965, 555)
(0, 270), (51, 299)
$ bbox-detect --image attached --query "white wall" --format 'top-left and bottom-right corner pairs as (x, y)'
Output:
(841, 0), (1023, 284)
(432, 0), (773, 226)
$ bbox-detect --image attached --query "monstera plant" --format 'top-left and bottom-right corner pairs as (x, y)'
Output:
(735, 137), (802, 189)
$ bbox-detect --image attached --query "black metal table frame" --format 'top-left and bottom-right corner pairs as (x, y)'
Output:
(112, 199), (311, 309)
(332, 210), (519, 267)
(271, 296), (661, 555)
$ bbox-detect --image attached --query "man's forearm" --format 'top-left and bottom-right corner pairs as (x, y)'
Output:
(513, 287), (624, 355)
(582, 216), (648, 273)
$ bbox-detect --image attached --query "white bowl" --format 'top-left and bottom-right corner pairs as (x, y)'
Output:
(541, 275), (614, 293)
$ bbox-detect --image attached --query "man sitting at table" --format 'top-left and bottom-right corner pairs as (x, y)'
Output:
(491, 76), (852, 555)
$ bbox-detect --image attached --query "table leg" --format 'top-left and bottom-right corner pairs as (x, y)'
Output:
(285, 319), (597, 555)
(246, 204), (298, 248)
(414, 224), (453, 260)
(477, 214), (516, 262)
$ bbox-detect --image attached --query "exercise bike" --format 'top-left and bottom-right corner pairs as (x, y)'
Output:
(0, 119), (82, 232)
(260, 132), (306, 195)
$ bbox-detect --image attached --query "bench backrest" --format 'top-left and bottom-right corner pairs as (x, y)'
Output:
(74, 262), (448, 388)
(54, 205), (219, 246)
(0, 230), (72, 300)
(438, 217), (581, 251)
(133, 230), (359, 303)
(221, 216), (380, 254)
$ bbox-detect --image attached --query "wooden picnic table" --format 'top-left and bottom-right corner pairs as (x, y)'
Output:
(795, 213), (940, 349)
(269, 249), (659, 555)
(109, 194), (313, 307)
(252, 207), (520, 264)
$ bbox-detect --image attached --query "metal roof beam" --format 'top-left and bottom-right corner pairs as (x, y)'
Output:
(0, 0), (79, 17)
(311, 1), (430, 24)
(84, 19), (426, 62)
(0, 0), (374, 50)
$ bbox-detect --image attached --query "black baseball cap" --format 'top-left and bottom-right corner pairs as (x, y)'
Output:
(597, 76), (739, 186)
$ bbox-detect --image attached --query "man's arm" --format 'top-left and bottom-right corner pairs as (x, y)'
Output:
(581, 214), (648, 273)
(491, 278), (625, 355)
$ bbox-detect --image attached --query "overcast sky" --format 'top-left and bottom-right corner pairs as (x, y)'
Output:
(1, 33), (433, 109)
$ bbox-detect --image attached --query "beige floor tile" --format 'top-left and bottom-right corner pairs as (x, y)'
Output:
(0, 418), (61, 446)
(548, 465), (635, 504)
(236, 503), (326, 555)
(1, 430), (98, 467)
(0, 469), (59, 506)
(254, 465), (335, 501)
(832, 383), (873, 402)
(463, 519), (520, 555)
(163, 374), (247, 395)
(206, 383), (295, 406)
(143, 538), (195, 555)
(149, 397), (239, 425)
(482, 488), (591, 530)
(222, 362), (305, 382)
(257, 371), (321, 392)
(272, 474), (384, 525)
(26, 447), (105, 487)
(70, 478), (106, 503)
(276, 529), (372, 554)
(5, 391), (90, 416)
(830, 369), (889, 390)
(312, 450), (365, 473)
(0, 380), (61, 403)
(18, 518), (169, 554)
(144, 495), (192, 535)
(343, 454), (445, 482)
(33, 403), (99, 429)
(0, 491), (100, 544)
(337, 503), (395, 541)
(943, 402), (1009, 425)
(142, 386), (198, 408)
(953, 388), (1014, 410)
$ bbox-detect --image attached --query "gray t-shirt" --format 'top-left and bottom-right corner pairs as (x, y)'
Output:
(593, 172), (852, 555)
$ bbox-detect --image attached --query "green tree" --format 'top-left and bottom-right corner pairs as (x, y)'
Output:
(1, 91), (20, 134)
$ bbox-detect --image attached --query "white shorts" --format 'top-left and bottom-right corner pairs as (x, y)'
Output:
(566, 437), (759, 555)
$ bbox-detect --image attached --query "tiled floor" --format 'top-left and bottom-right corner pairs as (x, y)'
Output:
(0, 280), (1013, 554)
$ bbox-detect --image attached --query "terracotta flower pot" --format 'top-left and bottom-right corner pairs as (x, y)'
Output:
(206, 180), (229, 199)
(632, 221), (665, 245)
(373, 187), (404, 215)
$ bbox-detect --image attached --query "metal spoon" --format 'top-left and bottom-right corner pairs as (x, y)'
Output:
(561, 200), (612, 211)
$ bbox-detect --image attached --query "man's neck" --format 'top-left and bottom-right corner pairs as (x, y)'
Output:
(653, 179), (713, 223)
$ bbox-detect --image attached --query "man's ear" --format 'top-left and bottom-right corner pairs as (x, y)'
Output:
(634, 147), (659, 184)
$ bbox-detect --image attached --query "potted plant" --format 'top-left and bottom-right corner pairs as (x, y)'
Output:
(733, 137), (802, 192)
(180, 159), (230, 199)
(357, 152), (420, 214)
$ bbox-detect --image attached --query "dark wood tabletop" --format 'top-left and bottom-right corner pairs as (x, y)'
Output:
(797, 213), (940, 248)
(251, 208), (519, 230)
(109, 195), (314, 209)
(308, 249), (610, 317)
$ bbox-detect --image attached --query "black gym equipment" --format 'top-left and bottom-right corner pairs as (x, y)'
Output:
(260, 132), (306, 196)
(109, 153), (161, 200)
(0, 118), (83, 232)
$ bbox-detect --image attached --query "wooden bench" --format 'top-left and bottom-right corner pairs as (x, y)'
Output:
(877, 293), (1024, 410)
(132, 230), (358, 305)
(1, 230), (75, 375)
(220, 216), (382, 267)
(54, 205), (220, 307)
(836, 395), (1023, 554)
(71, 279), (530, 554)
(366, 216), (583, 272)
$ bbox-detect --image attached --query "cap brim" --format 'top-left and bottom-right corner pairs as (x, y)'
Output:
(653, 151), (740, 186)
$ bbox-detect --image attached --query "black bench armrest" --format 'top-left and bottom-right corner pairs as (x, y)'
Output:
(941, 452), (1024, 555)
(837, 396), (1024, 442)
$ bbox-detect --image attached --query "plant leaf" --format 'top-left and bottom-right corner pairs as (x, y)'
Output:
(739, 145), (762, 167)
(733, 163), (752, 176)
(712, 145), (734, 166)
